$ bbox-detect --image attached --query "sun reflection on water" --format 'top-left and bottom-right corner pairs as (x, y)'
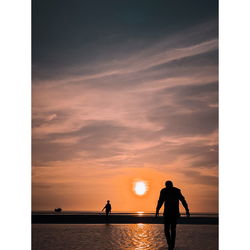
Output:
(131, 224), (151, 249)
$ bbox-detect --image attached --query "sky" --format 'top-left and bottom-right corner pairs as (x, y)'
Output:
(32, 0), (218, 212)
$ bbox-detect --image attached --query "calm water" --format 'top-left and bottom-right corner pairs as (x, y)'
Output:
(32, 224), (218, 250)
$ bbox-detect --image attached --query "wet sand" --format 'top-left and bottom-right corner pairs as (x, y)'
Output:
(32, 214), (218, 224)
(33, 224), (218, 250)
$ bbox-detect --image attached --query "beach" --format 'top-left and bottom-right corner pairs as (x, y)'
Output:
(32, 213), (218, 225)
(32, 224), (218, 250)
(32, 213), (218, 249)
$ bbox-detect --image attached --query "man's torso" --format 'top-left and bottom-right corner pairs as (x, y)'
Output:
(162, 187), (181, 218)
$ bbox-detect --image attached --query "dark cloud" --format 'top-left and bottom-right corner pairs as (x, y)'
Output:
(155, 82), (218, 106)
(166, 82), (218, 98)
(181, 170), (218, 186)
(165, 108), (217, 135)
(32, 120), (158, 166)
(176, 143), (218, 168)
(32, 0), (218, 75)
(148, 81), (218, 136)
(149, 106), (217, 136)
(32, 121), (126, 164)
(129, 139), (218, 169)
(32, 111), (67, 128)
(33, 116), (218, 169)
(32, 138), (79, 164)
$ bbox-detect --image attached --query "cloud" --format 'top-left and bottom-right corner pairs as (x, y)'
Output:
(32, 17), (218, 212)
(33, 51), (218, 169)
(151, 107), (217, 136)
(33, 20), (217, 82)
(181, 170), (218, 186)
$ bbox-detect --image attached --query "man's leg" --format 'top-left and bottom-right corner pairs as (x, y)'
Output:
(164, 222), (171, 248)
(170, 222), (177, 249)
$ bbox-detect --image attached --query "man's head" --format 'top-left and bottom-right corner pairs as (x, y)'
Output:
(165, 180), (173, 188)
(107, 200), (110, 203)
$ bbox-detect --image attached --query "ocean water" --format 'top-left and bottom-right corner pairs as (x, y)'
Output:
(32, 224), (218, 250)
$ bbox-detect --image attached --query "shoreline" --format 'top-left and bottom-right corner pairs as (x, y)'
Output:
(32, 214), (218, 224)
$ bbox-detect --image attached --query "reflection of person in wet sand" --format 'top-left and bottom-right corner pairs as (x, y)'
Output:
(155, 181), (190, 250)
(102, 200), (112, 217)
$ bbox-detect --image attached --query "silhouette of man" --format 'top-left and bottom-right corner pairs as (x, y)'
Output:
(102, 200), (112, 217)
(155, 181), (190, 250)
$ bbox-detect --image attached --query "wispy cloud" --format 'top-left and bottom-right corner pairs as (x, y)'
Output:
(32, 19), (218, 212)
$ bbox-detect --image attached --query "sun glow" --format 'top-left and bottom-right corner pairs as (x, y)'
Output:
(133, 181), (148, 196)
(137, 211), (145, 216)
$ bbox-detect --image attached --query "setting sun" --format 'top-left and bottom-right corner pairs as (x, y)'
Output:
(133, 181), (148, 196)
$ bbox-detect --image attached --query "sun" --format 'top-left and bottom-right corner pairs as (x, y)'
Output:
(133, 181), (148, 196)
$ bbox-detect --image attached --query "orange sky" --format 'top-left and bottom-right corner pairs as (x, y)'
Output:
(32, 165), (217, 212)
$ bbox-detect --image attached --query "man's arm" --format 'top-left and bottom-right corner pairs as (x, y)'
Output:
(155, 189), (165, 217)
(179, 191), (190, 217)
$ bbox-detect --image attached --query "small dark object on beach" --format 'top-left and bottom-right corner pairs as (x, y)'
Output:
(54, 208), (62, 212)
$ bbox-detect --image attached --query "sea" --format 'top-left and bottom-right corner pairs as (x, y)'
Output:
(32, 212), (218, 250)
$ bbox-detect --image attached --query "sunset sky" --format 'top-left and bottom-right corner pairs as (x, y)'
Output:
(32, 0), (218, 212)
